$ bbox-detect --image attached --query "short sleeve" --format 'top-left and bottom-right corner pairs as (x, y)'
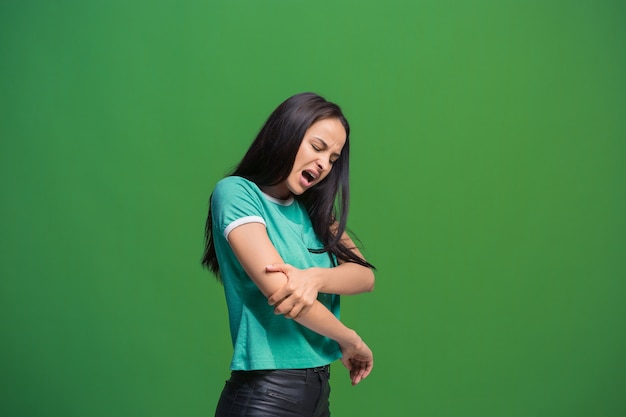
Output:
(211, 177), (266, 240)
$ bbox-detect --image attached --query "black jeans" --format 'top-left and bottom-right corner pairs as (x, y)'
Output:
(214, 365), (331, 417)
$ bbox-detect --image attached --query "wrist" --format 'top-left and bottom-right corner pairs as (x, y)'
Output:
(338, 328), (362, 349)
(309, 267), (325, 292)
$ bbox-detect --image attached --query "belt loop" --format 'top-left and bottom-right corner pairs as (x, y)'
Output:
(311, 365), (330, 379)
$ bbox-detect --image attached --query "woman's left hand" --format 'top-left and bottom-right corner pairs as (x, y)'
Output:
(265, 263), (320, 319)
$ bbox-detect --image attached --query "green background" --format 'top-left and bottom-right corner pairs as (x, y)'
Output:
(2, 1), (625, 416)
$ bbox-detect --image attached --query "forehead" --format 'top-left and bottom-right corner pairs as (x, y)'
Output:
(305, 118), (347, 150)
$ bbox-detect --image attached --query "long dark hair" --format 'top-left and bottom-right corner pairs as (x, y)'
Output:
(202, 92), (374, 278)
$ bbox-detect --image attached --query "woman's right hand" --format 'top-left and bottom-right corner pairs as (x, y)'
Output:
(339, 333), (374, 385)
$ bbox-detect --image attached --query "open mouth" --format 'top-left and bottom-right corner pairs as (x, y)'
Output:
(303, 171), (316, 182)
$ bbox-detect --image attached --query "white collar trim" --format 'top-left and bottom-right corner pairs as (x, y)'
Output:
(262, 192), (294, 206)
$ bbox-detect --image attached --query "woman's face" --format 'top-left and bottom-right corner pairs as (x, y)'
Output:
(263, 117), (346, 200)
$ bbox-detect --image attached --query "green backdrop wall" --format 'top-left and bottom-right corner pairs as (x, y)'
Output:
(1, 1), (625, 416)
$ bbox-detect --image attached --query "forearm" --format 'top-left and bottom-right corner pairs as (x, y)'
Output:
(294, 300), (362, 348)
(296, 300), (374, 387)
(227, 223), (369, 341)
(311, 262), (375, 295)
(245, 259), (360, 345)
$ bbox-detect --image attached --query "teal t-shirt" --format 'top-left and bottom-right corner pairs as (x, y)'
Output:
(211, 176), (342, 370)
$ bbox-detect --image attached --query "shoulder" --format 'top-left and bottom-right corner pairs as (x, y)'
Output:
(215, 175), (256, 191)
(211, 176), (266, 220)
(211, 176), (267, 232)
(213, 176), (261, 200)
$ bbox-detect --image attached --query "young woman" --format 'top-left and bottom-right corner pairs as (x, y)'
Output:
(202, 92), (375, 417)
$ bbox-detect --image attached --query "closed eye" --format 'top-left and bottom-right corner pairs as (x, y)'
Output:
(311, 137), (340, 163)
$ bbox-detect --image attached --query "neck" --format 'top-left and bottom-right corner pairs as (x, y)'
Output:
(259, 184), (291, 201)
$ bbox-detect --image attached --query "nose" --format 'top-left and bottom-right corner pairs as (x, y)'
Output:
(316, 158), (329, 172)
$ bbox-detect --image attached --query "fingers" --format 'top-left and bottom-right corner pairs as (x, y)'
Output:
(342, 348), (373, 385)
(269, 289), (299, 311)
(277, 300), (302, 318)
(271, 295), (302, 318)
(349, 359), (373, 385)
(266, 264), (292, 306)
(265, 263), (316, 319)
(340, 349), (374, 385)
(268, 287), (289, 306)
(273, 298), (313, 319)
(269, 284), (313, 312)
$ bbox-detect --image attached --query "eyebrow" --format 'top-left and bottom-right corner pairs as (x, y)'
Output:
(313, 136), (341, 158)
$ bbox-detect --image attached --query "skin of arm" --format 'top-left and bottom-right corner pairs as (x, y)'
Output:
(227, 222), (373, 385)
(266, 230), (374, 316)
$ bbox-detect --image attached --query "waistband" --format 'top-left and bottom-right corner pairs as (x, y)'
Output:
(310, 364), (331, 374)
(230, 365), (331, 381)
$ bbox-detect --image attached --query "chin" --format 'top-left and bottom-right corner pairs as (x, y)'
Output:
(286, 182), (305, 196)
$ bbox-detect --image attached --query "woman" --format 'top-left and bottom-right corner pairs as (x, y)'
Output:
(202, 92), (375, 417)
